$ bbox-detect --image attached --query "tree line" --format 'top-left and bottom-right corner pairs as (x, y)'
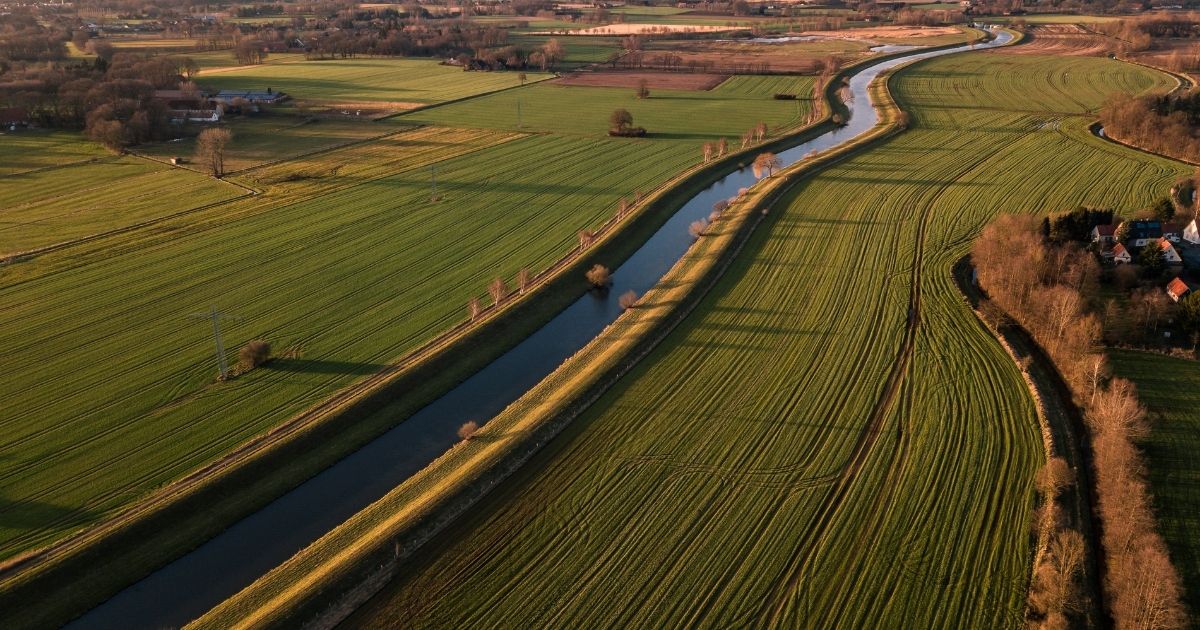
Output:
(972, 215), (1187, 630)
(1100, 93), (1200, 165)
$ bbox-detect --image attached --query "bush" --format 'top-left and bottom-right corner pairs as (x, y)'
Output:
(618, 290), (639, 309)
(586, 264), (611, 288)
(608, 127), (647, 137)
(457, 420), (479, 441)
(238, 340), (271, 371)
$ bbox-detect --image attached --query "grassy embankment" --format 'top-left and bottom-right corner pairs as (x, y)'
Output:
(334, 52), (1181, 628)
(0, 68), (823, 627)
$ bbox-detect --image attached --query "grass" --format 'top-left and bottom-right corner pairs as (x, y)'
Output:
(342, 53), (1185, 628)
(0, 87), (789, 563)
(1109, 349), (1200, 612)
(0, 131), (108, 175)
(135, 114), (405, 174)
(0, 153), (243, 254)
(196, 58), (552, 105)
(400, 75), (815, 139)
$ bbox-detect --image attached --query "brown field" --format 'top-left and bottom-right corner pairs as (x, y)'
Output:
(998, 24), (1113, 56)
(801, 25), (961, 40)
(639, 38), (871, 74)
(555, 24), (749, 35)
(551, 71), (728, 90)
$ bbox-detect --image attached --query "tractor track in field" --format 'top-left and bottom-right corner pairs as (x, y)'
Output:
(758, 132), (1017, 625)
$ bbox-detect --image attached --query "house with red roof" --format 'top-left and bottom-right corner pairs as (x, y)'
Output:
(1167, 276), (1192, 302)
(1112, 242), (1132, 264)
(1156, 237), (1183, 264)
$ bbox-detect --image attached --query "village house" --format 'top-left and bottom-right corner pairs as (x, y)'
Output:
(0, 107), (29, 131)
(1167, 276), (1192, 302)
(1091, 224), (1116, 244)
(1112, 242), (1132, 264)
(212, 89), (288, 105)
(1118, 219), (1163, 247)
(1155, 237), (1183, 264)
(1185, 218), (1200, 245)
(153, 90), (223, 125)
(1162, 222), (1183, 243)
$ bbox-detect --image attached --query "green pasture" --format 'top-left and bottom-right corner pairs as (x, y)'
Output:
(0, 150), (242, 254)
(1111, 349), (1200, 612)
(401, 75), (815, 138)
(197, 58), (552, 104)
(0, 124), (712, 559)
(136, 115), (403, 174)
(348, 53), (1184, 629)
(0, 131), (108, 175)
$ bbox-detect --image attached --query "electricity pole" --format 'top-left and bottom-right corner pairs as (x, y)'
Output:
(190, 305), (239, 380)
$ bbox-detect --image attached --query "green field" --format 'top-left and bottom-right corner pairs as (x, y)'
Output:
(0, 131), (107, 175)
(401, 75), (815, 138)
(196, 58), (551, 105)
(0, 69), (818, 561)
(1110, 349), (1200, 611)
(348, 53), (1184, 628)
(1, 152), (243, 254)
(136, 115), (404, 174)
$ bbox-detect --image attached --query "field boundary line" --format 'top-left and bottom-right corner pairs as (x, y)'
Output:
(186, 60), (923, 630)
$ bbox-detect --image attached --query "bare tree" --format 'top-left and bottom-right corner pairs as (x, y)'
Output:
(586, 264), (611, 288)
(618, 198), (629, 218)
(457, 420), (479, 441)
(618, 290), (639, 309)
(578, 229), (596, 249)
(195, 128), (233, 177)
(754, 121), (768, 142)
(237, 340), (271, 371)
(489, 277), (507, 305)
(636, 78), (650, 99)
(689, 218), (709, 238)
(468, 297), (482, 321)
(1037, 456), (1076, 499)
(1088, 377), (1148, 439)
(517, 268), (531, 294)
(753, 152), (780, 178)
(702, 142), (714, 163)
(716, 137), (728, 157)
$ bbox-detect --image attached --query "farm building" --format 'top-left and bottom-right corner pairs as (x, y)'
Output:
(168, 109), (222, 124)
(1117, 219), (1162, 247)
(1185, 218), (1200, 245)
(212, 89), (288, 105)
(1167, 276), (1192, 302)
(0, 107), (29, 131)
(1112, 242), (1132, 264)
(1091, 224), (1116, 244)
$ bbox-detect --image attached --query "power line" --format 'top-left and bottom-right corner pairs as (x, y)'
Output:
(189, 305), (240, 380)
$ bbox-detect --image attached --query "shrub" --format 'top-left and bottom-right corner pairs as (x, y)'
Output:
(618, 290), (639, 309)
(457, 420), (479, 441)
(586, 264), (611, 288)
(238, 340), (271, 371)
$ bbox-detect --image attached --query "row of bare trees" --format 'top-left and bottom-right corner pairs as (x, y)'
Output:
(1100, 94), (1200, 165)
(973, 215), (1187, 630)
